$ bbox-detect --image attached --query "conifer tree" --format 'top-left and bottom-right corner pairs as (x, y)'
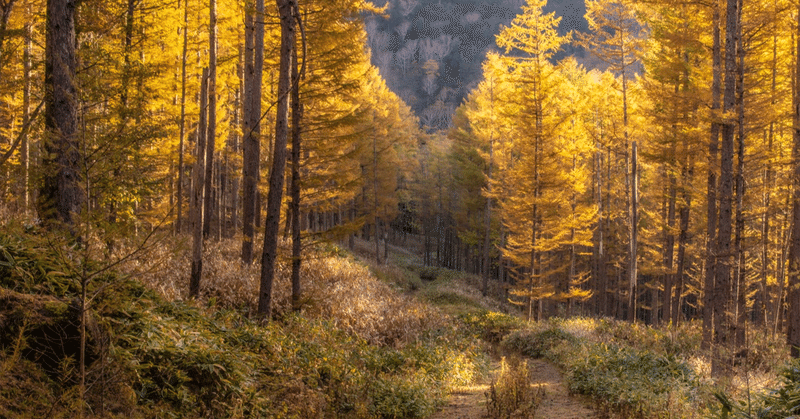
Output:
(577, 0), (645, 321)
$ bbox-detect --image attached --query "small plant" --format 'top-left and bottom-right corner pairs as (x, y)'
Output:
(460, 310), (525, 343)
(501, 327), (580, 359)
(486, 356), (542, 419)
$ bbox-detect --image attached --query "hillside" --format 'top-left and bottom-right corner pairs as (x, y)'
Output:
(2, 221), (798, 418)
(365, 0), (589, 130)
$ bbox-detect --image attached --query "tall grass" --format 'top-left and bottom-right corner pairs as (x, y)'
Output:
(0, 225), (484, 418)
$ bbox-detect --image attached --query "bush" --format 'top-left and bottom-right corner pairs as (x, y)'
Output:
(501, 327), (580, 359)
(486, 356), (542, 419)
(568, 343), (696, 418)
(459, 310), (525, 344)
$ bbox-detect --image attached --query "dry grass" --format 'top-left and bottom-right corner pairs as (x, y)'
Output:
(132, 235), (446, 346)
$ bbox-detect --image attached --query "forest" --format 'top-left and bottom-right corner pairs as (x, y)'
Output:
(3, 0), (800, 417)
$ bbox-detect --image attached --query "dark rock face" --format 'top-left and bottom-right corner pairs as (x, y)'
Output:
(364, 0), (588, 131)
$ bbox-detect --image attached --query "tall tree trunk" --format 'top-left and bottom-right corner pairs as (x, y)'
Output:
(593, 151), (603, 315)
(482, 133), (494, 296)
(241, 0), (264, 264)
(777, 189), (791, 336)
(762, 17), (779, 327)
(373, 116), (382, 265)
(786, 1), (800, 358)
(189, 68), (209, 298)
(229, 79), (241, 238)
(258, 0), (295, 317)
(176, 0), (189, 233)
(712, 0), (739, 376)
(663, 166), (677, 326)
(40, 0), (83, 229)
(290, 33), (303, 310)
(733, 0), (746, 349)
(21, 17), (31, 211)
(703, 3), (722, 351)
(203, 0), (218, 239)
(674, 105), (694, 326)
(630, 140), (639, 322)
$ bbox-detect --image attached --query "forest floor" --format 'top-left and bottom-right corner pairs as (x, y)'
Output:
(430, 356), (597, 419)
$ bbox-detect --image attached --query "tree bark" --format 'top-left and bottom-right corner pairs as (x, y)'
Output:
(629, 140), (638, 322)
(290, 31), (303, 310)
(786, 1), (800, 358)
(733, 0), (746, 349)
(203, 0), (218, 239)
(258, 0), (295, 318)
(176, 0), (189, 233)
(703, 3), (722, 351)
(712, 0), (739, 376)
(482, 129), (494, 296)
(241, 0), (264, 264)
(189, 68), (209, 298)
(40, 0), (83, 229)
(21, 17), (31, 211)
(662, 166), (677, 326)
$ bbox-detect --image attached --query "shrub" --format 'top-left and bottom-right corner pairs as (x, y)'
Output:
(459, 310), (525, 344)
(501, 327), (580, 359)
(568, 343), (696, 418)
(486, 356), (542, 419)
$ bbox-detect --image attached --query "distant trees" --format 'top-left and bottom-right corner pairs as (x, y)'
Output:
(441, 0), (800, 365)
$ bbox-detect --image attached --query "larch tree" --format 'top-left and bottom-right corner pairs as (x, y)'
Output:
(638, 2), (707, 326)
(577, 0), (645, 321)
(493, 0), (573, 320)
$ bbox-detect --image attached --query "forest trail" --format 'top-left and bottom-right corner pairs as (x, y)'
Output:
(431, 357), (597, 419)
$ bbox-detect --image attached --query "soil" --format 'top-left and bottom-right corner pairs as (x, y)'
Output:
(430, 358), (597, 419)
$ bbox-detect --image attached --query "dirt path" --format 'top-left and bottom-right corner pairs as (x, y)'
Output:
(430, 358), (596, 419)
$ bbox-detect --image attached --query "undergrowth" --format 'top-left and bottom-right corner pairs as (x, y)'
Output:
(498, 317), (791, 419)
(0, 224), (483, 418)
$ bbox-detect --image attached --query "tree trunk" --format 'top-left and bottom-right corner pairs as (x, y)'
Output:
(373, 118), (382, 265)
(258, 0), (295, 317)
(40, 0), (83, 230)
(663, 166), (677, 326)
(21, 17), (31, 211)
(733, 0), (746, 349)
(629, 140), (639, 322)
(203, 0), (218, 239)
(762, 19), (779, 327)
(703, 3), (722, 351)
(176, 0), (189, 233)
(482, 133), (494, 296)
(712, 0), (739, 376)
(290, 34), (303, 310)
(190, 68), (209, 298)
(786, 2), (800, 358)
(241, 0), (264, 264)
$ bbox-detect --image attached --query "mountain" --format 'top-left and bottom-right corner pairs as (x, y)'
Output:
(365, 0), (588, 131)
